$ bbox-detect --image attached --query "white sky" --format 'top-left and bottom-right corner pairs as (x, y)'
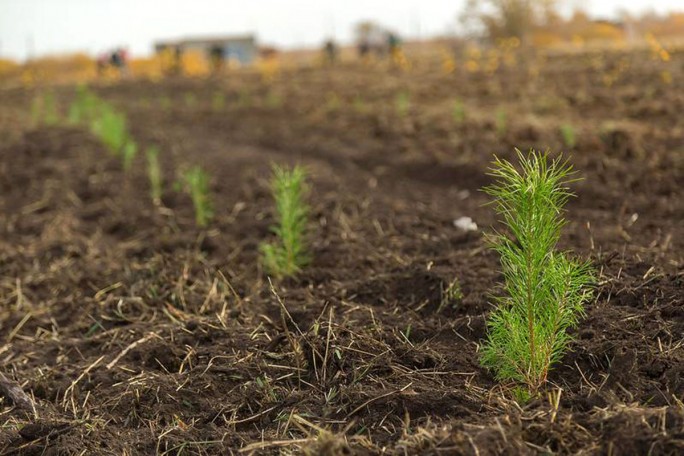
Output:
(0, 0), (682, 61)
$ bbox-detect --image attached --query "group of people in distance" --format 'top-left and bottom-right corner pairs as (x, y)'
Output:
(96, 48), (129, 77)
(95, 31), (404, 78)
(324, 31), (403, 66)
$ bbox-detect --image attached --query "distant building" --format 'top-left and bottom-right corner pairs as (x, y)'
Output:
(154, 34), (258, 65)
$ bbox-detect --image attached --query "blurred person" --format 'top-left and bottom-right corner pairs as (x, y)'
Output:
(110, 48), (129, 77)
(387, 32), (403, 66)
(388, 33), (400, 56)
(323, 39), (338, 65)
(358, 38), (370, 60)
(96, 48), (129, 78)
(209, 45), (224, 74)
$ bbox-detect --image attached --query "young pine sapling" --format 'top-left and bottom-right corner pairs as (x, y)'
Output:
(452, 99), (466, 125)
(260, 165), (310, 279)
(146, 146), (163, 204)
(352, 96), (367, 114)
(68, 85), (98, 125)
(212, 91), (226, 111)
(92, 105), (128, 155)
(184, 92), (197, 108)
(32, 92), (59, 126)
(439, 277), (464, 313)
(122, 141), (138, 172)
(181, 166), (213, 227)
(325, 93), (341, 114)
(265, 91), (282, 109)
(159, 96), (172, 110)
(481, 150), (594, 395)
(44, 92), (59, 125)
(396, 91), (410, 117)
(560, 124), (577, 149)
(495, 107), (507, 137)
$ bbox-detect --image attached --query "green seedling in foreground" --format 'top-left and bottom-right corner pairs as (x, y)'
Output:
(560, 124), (577, 149)
(452, 99), (466, 125)
(260, 165), (310, 279)
(181, 166), (213, 227)
(481, 150), (594, 395)
(146, 146), (163, 204)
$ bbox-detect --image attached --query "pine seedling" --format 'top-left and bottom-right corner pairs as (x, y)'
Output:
(184, 92), (197, 107)
(31, 92), (59, 126)
(495, 107), (507, 137)
(68, 84), (94, 124)
(212, 91), (226, 111)
(481, 150), (594, 395)
(159, 96), (172, 110)
(560, 124), (576, 149)
(396, 91), (410, 117)
(452, 99), (466, 125)
(439, 277), (464, 312)
(81, 90), (101, 120)
(353, 96), (367, 114)
(260, 165), (310, 279)
(92, 105), (128, 154)
(325, 93), (341, 113)
(265, 91), (282, 109)
(122, 140), (137, 171)
(181, 166), (213, 227)
(67, 101), (82, 125)
(238, 88), (251, 108)
(31, 95), (42, 125)
(43, 92), (59, 125)
(146, 146), (163, 204)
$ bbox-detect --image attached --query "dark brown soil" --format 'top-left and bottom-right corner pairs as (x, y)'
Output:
(0, 48), (683, 455)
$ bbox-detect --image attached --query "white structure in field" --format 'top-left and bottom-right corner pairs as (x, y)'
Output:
(154, 34), (258, 66)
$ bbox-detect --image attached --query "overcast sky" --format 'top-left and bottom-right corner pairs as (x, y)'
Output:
(0, 0), (682, 61)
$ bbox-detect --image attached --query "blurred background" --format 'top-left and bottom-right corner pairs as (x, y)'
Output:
(1, 0), (682, 85)
(0, 3), (682, 453)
